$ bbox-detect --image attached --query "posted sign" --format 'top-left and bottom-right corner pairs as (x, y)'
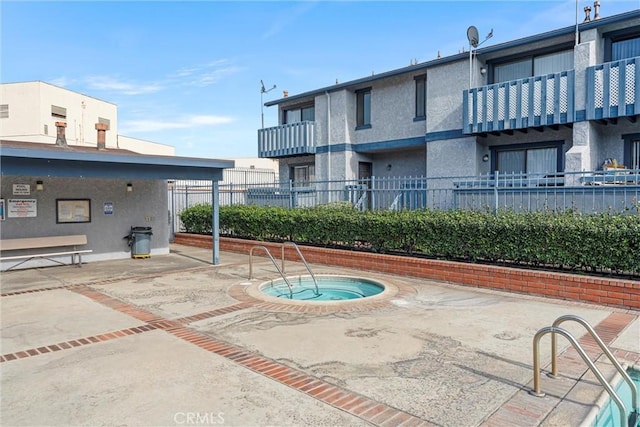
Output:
(7, 199), (37, 218)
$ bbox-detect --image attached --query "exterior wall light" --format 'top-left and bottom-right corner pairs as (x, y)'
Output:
(36, 180), (44, 191)
(482, 154), (490, 162)
(126, 183), (133, 192)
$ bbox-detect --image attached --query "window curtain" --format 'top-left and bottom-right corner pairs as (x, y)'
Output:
(534, 50), (574, 76)
(631, 140), (640, 169)
(612, 37), (640, 61)
(301, 106), (315, 122)
(527, 147), (557, 174)
(285, 109), (301, 124)
(497, 150), (525, 173)
(494, 58), (531, 83)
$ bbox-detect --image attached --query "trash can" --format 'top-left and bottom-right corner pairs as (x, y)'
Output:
(128, 226), (152, 259)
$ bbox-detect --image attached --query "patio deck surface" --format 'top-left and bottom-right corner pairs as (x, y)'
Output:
(1, 244), (638, 427)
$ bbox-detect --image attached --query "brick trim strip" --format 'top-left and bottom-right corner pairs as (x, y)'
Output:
(1, 285), (69, 297)
(174, 234), (640, 310)
(162, 323), (433, 426)
(174, 302), (254, 324)
(0, 324), (155, 363)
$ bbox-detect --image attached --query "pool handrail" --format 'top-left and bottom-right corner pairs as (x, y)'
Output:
(249, 245), (293, 299)
(531, 325), (628, 427)
(550, 315), (638, 416)
(281, 242), (319, 295)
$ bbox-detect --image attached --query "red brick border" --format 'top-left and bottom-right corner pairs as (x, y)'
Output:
(174, 234), (640, 310)
(0, 324), (156, 363)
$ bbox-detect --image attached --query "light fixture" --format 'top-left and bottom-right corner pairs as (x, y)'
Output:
(126, 183), (133, 192)
(36, 180), (44, 191)
(480, 67), (487, 75)
(482, 154), (490, 162)
(386, 164), (392, 171)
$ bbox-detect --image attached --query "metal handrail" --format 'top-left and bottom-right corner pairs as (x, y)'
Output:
(531, 326), (627, 427)
(249, 245), (293, 298)
(551, 315), (638, 416)
(281, 242), (319, 295)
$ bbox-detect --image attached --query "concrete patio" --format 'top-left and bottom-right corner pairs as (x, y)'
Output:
(1, 244), (638, 426)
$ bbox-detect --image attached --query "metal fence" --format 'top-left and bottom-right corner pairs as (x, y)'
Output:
(169, 169), (640, 233)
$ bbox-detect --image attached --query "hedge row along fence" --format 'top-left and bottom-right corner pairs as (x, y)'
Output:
(180, 204), (640, 276)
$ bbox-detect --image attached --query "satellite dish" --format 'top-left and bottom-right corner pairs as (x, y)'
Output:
(467, 26), (479, 48)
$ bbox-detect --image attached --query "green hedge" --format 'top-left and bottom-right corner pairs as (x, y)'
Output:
(179, 204), (640, 274)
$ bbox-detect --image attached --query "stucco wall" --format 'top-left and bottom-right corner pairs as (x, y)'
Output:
(426, 60), (469, 133)
(1, 176), (169, 269)
(350, 74), (427, 144)
(427, 137), (478, 179)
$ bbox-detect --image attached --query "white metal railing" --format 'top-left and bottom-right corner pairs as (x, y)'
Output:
(587, 56), (640, 120)
(258, 121), (316, 158)
(463, 70), (575, 134)
(169, 170), (640, 232)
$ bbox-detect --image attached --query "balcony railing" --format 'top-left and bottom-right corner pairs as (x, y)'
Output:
(463, 70), (575, 134)
(586, 56), (640, 120)
(258, 121), (316, 158)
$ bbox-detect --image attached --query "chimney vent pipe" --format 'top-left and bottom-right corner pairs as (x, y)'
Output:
(593, 1), (600, 19)
(95, 123), (108, 150)
(55, 122), (67, 146)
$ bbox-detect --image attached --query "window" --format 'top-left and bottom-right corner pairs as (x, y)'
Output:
(414, 75), (426, 120)
(283, 105), (314, 124)
(0, 104), (8, 119)
(51, 105), (67, 119)
(623, 133), (640, 170)
(492, 49), (574, 83)
(612, 35), (640, 61)
(356, 88), (371, 129)
(493, 143), (562, 174)
(604, 28), (640, 62)
(290, 164), (315, 186)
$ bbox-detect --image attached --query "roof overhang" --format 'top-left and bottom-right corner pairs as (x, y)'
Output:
(0, 145), (234, 181)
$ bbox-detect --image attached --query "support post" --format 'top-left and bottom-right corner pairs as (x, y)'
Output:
(212, 180), (220, 265)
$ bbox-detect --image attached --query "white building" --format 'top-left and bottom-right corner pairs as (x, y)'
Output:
(0, 81), (174, 156)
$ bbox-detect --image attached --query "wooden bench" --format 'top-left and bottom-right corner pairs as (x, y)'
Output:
(0, 234), (92, 271)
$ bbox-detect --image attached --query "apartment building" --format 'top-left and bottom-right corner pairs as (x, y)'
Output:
(257, 8), (640, 187)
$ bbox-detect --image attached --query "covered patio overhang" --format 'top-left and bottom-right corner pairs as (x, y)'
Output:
(0, 143), (234, 264)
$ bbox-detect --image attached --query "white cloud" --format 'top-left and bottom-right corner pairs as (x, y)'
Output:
(85, 75), (163, 95)
(49, 77), (71, 88)
(173, 59), (242, 87)
(121, 114), (235, 133)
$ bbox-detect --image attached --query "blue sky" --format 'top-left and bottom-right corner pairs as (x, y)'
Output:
(2, 1), (639, 160)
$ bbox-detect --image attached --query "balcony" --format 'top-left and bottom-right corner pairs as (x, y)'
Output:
(463, 70), (575, 134)
(257, 121), (316, 158)
(586, 56), (640, 120)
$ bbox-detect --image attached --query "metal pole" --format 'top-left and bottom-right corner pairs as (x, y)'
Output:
(469, 47), (473, 89)
(212, 180), (219, 265)
(575, 0), (579, 46)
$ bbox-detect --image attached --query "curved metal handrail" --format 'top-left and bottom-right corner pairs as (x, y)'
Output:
(249, 245), (293, 298)
(281, 242), (319, 295)
(531, 326), (627, 427)
(551, 315), (638, 415)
